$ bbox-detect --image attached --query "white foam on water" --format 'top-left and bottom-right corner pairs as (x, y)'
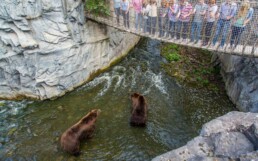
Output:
(113, 74), (125, 91)
(129, 67), (136, 88)
(96, 74), (113, 97)
(144, 71), (168, 95)
(79, 65), (168, 98)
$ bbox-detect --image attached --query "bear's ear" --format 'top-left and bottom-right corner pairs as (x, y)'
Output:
(81, 112), (97, 124)
(131, 93), (140, 98)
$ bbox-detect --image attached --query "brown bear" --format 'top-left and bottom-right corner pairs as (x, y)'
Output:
(60, 109), (100, 156)
(130, 93), (148, 127)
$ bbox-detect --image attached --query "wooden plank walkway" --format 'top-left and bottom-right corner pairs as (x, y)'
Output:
(86, 14), (258, 58)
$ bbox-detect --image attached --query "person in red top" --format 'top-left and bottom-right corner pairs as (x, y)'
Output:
(176, 0), (193, 41)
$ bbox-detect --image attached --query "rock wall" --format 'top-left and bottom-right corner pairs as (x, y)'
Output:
(218, 54), (258, 112)
(0, 0), (140, 100)
(153, 111), (258, 161)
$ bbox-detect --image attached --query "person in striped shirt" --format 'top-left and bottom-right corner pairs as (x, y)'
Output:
(176, 0), (193, 42)
(167, 0), (180, 39)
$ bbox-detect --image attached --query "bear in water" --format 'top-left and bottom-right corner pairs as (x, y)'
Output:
(60, 109), (100, 156)
(130, 93), (148, 127)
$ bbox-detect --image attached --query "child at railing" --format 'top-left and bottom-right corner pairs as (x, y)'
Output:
(168, 0), (180, 39)
(113, 0), (121, 25)
(148, 0), (158, 35)
(121, 0), (130, 28)
(132, 0), (143, 31)
(176, 0), (193, 42)
(230, 0), (254, 49)
(190, 0), (208, 44)
(158, 0), (169, 37)
(141, 0), (151, 33)
(202, 0), (218, 46)
(212, 0), (237, 49)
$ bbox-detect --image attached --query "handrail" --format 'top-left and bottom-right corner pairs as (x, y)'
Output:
(85, 1), (258, 57)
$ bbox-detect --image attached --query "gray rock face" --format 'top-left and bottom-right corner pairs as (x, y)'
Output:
(213, 132), (254, 158)
(152, 112), (258, 161)
(0, 0), (140, 100)
(218, 54), (258, 112)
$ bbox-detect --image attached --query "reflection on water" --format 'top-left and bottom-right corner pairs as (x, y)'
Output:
(0, 39), (235, 160)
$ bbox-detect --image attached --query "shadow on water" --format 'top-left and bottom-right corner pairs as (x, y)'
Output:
(0, 38), (235, 161)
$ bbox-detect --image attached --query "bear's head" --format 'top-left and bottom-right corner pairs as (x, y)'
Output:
(80, 109), (101, 124)
(131, 93), (140, 106)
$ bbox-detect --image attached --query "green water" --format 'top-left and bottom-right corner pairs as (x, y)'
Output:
(0, 39), (235, 161)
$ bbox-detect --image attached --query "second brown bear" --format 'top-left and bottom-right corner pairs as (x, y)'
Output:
(130, 93), (148, 127)
(60, 109), (100, 156)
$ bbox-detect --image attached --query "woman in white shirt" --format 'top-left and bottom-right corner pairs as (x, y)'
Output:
(148, 0), (158, 35)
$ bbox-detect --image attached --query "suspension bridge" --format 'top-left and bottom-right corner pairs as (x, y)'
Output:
(85, 1), (258, 57)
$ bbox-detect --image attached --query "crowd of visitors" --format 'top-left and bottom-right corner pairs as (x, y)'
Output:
(112, 0), (255, 49)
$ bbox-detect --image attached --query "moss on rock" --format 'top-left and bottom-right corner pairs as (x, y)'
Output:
(160, 43), (225, 93)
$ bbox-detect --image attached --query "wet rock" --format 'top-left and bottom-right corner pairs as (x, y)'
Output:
(0, 102), (5, 107)
(212, 132), (254, 158)
(200, 112), (258, 137)
(152, 136), (214, 161)
(27, 128), (31, 134)
(7, 127), (17, 136)
(241, 122), (258, 150)
(153, 112), (258, 161)
(239, 151), (258, 161)
(188, 156), (230, 161)
(57, 105), (64, 111)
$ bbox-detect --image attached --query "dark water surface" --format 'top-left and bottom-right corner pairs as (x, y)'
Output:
(0, 39), (235, 161)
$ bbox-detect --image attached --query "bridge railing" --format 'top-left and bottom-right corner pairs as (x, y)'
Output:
(85, 1), (258, 57)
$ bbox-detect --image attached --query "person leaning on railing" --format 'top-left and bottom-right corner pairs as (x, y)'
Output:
(176, 0), (193, 42)
(190, 0), (208, 44)
(113, 0), (121, 25)
(158, 0), (169, 37)
(141, 0), (151, 33)
(121, 0), (130, 28)
(202, 0), (218, 46)
(211, 0), (237, 49)
(167, 0), (180, 39)
(132, 0), (143, 31)
(229, 0), (254, 49)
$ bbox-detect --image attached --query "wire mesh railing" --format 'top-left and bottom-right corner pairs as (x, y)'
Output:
(85, 0), (258, 57)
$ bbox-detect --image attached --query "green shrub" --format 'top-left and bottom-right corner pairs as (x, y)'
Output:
(86, 0), (110, 16)
(168, 44), (179, 51)
(202, 79), (209, 86)
(166, 52), (181, 62)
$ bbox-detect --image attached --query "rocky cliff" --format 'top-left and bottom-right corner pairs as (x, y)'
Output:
(218, 54), (258, 112)
(0, 0), (140, 100)
(153, 111), (258, 161)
